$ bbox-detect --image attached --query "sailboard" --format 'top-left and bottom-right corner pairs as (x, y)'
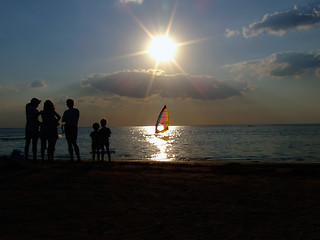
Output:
(155, 105), (169, 134)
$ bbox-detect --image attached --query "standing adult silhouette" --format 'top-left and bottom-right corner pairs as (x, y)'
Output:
(62, 99), (81, 162)
(24, 98), (41, 162)
(39, 100), (61, 162)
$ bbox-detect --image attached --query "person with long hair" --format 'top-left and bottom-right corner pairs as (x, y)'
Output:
(40, 100), (61, 162)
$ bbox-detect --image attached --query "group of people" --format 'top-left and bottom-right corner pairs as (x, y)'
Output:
(24, 98), (81, 163)
(90, 119), (112, 163)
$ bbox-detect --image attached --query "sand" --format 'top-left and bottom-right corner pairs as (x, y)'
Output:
(1, 158), (320, 239)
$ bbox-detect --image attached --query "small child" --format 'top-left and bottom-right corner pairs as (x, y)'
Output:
(90, 122), (101, 162)
(99, 119), (112, 164)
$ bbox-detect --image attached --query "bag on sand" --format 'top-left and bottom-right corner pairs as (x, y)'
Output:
(7, 149), (25, 168)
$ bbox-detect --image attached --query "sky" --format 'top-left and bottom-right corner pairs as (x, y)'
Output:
(1, 0), (320, 127)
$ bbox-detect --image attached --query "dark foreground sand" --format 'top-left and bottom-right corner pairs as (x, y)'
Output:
(1, 159), (320, 240)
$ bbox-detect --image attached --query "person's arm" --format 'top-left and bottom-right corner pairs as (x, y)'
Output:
(62, 111), (66, 123)
(76, 109), (80, 122)
(36, 110), (42, 127)
(54, 111), (61, 122)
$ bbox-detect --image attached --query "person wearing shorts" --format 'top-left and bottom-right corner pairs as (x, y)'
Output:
(62, 99), (80, 162)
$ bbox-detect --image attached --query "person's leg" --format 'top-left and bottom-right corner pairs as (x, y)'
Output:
(24, 132), (31, 161)
(47, 144), (52, 162)
(73, 141), (80, 161)
(31, 135), (38, 161)
(48, 138), (57, 161)
(41, 138), (46, 162)
(72, 128), (80, 161)
(101, 145), (105, 162)
(106, 143), (111, 163)
(66, 138), (74, 161)
(66, 126), (80, 161)
(65, 127), (74, 161)
(97, 147), (100, 161)
(51, 138), (57, 161)
(92, 147), (96, 162)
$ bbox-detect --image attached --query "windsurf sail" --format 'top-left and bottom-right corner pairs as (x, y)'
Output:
(155, 105), (169, 134)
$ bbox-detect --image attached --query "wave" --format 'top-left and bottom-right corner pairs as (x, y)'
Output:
(0, 136), (25, 141)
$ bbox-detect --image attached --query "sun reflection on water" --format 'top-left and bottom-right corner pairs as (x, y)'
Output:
(143, 126), (174, 161)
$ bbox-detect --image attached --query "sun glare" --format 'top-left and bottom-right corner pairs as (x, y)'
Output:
(148, 36), (177, 62)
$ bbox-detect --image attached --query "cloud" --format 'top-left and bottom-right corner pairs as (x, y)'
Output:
(224, 28), (240, 38)
(243, 4), (320, 37)
(227, 52), (320, 79)
(118, 0), (143, 4)
(81, 69), (251, 100)
(0, 85), (19, 93)
(317, 66), (320, 77)
(28, 79), (47, 88)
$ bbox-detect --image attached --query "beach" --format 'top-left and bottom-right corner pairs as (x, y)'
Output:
(1, 159), (320, 239)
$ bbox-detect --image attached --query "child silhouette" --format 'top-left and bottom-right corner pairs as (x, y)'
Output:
(90, 122), (101, 162)
(99, 119), (112, 164)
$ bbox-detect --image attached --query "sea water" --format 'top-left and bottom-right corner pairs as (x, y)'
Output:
(1, 125), (320, 163)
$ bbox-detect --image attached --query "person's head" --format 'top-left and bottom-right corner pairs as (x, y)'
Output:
(66, 99), (74, 109)
(92, 122), (100, 131)
(100, 119), (107, 127)
(30, 98), (41, 107)
(43, 100), (55, 112)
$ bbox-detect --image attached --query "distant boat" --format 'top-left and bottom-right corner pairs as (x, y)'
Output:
(155, 105), (169, 134)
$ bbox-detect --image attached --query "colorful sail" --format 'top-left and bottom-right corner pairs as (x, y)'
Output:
(155, 105), (169, 133)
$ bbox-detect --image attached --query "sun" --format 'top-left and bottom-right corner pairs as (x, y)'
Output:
(148, 36), (177, 62)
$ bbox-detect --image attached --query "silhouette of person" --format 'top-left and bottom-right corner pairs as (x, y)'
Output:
(99, 118), (111, 164)
(62, 99), (80, 162)
(90, 122), (101, 162)
(24, 98), (41, 162)
(40, 100), (61, 162)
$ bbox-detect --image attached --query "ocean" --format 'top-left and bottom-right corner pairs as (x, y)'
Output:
(1, 124), (320, 163)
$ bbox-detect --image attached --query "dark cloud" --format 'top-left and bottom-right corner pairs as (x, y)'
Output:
(28, 79), (47, 88)
(269, 52), (320, 77)
(81, 70), (250, 100)
(227, 52), (320, 78)
(243, 3), (320, 37)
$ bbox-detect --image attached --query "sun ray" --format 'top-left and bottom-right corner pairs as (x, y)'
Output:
(146, 66), (158, 97)
(144, 60), (161, 98)
(171, 59), (209, 99)
(109, 0), (212, 100)
(164, 0), (179, 37)
(127, 8), (154, 39)
(171, 59), (192, 81)
(109, 50), (148, 60)
(111, 0), (211, 65)
(177, 36), (214, 48)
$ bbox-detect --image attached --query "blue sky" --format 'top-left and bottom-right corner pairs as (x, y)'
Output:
(1, 0), (320, 127)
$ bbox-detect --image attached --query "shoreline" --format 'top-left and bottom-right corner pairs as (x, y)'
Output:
(3, 154), (320, 165)
(1, 124), (320, 163)
(1, 158), (320, 239)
